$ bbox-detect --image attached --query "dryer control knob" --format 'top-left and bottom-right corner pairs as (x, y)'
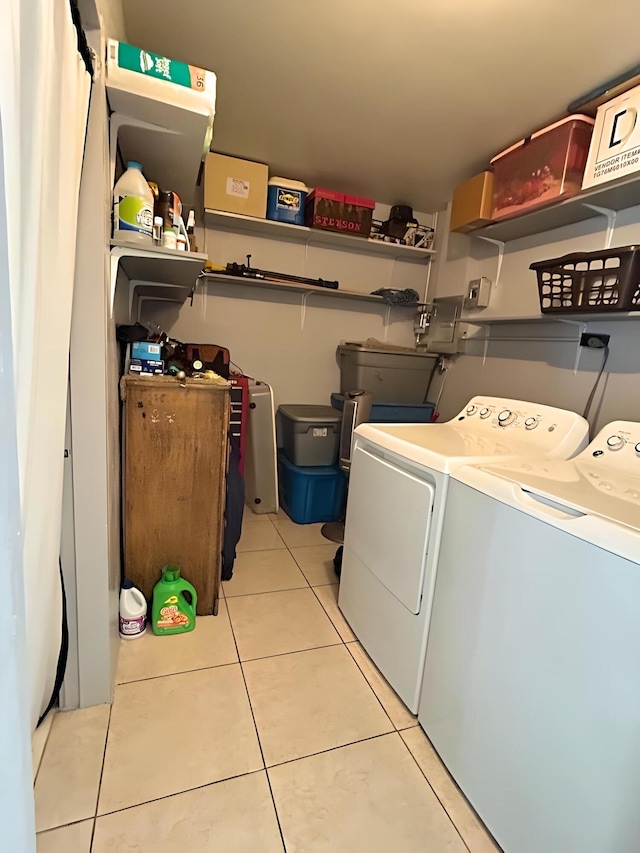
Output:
(466, 405), (477, 415)
(479, 407), (491, 418)
(635, 443), (640, 455)
(607, 435), (625, 450)
(498, 409), (515, 427)
(524, 417), (538, 430)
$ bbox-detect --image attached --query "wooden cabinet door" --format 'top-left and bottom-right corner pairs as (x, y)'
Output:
(122, 377), (230, 614)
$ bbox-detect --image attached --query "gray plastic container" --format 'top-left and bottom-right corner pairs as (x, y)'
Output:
(277, 404), (342, 467)
(338, 343), (438, 404)
(245, 379), (279, 514)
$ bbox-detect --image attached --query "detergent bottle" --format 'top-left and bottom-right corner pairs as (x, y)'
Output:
(151, 565), (197, 636)
(119, 580), (147, 639)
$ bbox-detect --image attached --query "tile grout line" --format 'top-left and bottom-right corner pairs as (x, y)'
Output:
(90, 702), (113, 849)
(224, 579), (336, 599)
(397, 730), (473, 853)
(89, 768), (270, 822)
(343, 641), (407, 734)
(32, 711), (56, 787)
(308, 583), (353, 644)
(265, 729), (399, 773)
(225, 577), (288, 853)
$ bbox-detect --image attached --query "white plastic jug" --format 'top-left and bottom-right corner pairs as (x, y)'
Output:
(119, 580), (147, 639)
(113, 160), (153, 244)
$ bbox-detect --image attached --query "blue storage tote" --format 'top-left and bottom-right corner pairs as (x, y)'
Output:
(277, 450), (346, 525)
(330, 393), (435, 423)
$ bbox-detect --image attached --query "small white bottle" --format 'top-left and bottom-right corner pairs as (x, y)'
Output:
(113, 161), (154, 244)
(119, 580), (148, 639)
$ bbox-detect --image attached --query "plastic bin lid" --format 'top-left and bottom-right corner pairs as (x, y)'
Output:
(307, 188), (375, 208)
(268, 177), (308, 191)
(491, 114), (595, 163)
(278, 404), (342, 423)
(338, 342), (437, 358)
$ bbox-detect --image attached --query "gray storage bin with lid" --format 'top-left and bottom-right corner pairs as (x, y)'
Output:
(277, 404), (342, 467)
(337, 343), (438, 404)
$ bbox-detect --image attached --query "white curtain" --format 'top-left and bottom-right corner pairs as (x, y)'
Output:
(4, 0), (91, 729)
(0, 4), (38, 845)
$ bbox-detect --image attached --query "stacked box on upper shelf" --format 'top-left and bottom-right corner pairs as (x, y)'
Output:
(106, 40), (217, 207)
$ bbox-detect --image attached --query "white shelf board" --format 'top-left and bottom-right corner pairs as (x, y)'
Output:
(460, 312), (640, 324)
(110, 241), (208, 315)
(204, 209), (436, 262)
(202, 271), (417, 306)
(473, 173), (640, 242)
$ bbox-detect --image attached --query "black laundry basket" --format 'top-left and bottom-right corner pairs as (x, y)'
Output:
(531, 245), (640, 313)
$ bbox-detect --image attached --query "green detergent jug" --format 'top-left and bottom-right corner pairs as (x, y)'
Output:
(151, 565), (197, 636)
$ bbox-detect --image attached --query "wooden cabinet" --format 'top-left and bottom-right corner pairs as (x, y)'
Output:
(121, 376), (230, 615)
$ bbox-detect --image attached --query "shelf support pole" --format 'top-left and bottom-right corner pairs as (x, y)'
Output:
(475, 236), (505, 287)
(581, 203), (617, 249)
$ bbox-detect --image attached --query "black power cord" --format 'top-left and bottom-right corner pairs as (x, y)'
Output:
(583, 344), (610, 422)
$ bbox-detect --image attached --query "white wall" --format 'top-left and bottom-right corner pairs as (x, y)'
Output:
(69, 28), (121, 708)
(78, 0), (127, 40)
(142, 213), (434, 409)
(430, 200), (640, 434)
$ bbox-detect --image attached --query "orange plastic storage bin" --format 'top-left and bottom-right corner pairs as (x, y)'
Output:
(491, 115), (594, 221)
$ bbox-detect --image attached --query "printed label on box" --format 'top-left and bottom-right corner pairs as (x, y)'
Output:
(312, 428), (328, 437)
(584, 87), (640, 188)
(277, 189), (302, 211)
(116, 41), (207, 91)
(227, 177), (250, 199)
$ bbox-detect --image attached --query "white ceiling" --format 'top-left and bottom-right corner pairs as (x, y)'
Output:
(122, 0), (640, 212)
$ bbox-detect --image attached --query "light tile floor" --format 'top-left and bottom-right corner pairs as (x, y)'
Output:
(34, 509), (501, 852)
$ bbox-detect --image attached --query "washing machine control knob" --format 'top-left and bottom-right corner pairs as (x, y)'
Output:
(524, 417), (538, 430)
(606, 435), (625, 450)
(498, 409), (516, 427)
(635, 443), (640, 455)
(479, 407), (491, 419)
(466, 405), (477, 415)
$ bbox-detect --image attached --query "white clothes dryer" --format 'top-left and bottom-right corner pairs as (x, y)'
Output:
(338, 396), (589, 713)
(419, 421), (640, 853)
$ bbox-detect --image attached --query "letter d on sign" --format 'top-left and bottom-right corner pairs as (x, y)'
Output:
(609, 108), (637, 148)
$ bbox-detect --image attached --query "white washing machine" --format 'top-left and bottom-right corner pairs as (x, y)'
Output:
(419, 421), (640, 853)
(337, 396), (589, 713)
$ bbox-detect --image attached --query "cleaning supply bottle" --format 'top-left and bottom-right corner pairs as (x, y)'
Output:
(152, 565), (197, 635)
(113, 161), (154, 244)
(119, 580), (147, 639)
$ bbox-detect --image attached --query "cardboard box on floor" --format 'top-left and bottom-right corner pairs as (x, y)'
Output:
(204, 153), (268, 218)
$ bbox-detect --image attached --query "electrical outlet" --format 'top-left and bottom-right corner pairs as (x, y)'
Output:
(580, 333), (610, 348)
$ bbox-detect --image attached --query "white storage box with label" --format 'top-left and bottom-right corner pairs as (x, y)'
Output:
(204, 153), (268, 218)
(277, 405), (342, 467)
(583, 83), (640, 189)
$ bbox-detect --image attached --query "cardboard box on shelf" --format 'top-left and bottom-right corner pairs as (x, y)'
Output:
(132, 341), (162, 361)
(582, 83), (640, 189)
(129, 359), (164, 376)
(204, 153), (268, 218)
(450, 172), (494, 233)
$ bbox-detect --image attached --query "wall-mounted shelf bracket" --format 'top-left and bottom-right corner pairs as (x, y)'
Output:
(109, 113), (178, 193)
(581, 203), (617, 249)
(475, 236), (505, 287)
